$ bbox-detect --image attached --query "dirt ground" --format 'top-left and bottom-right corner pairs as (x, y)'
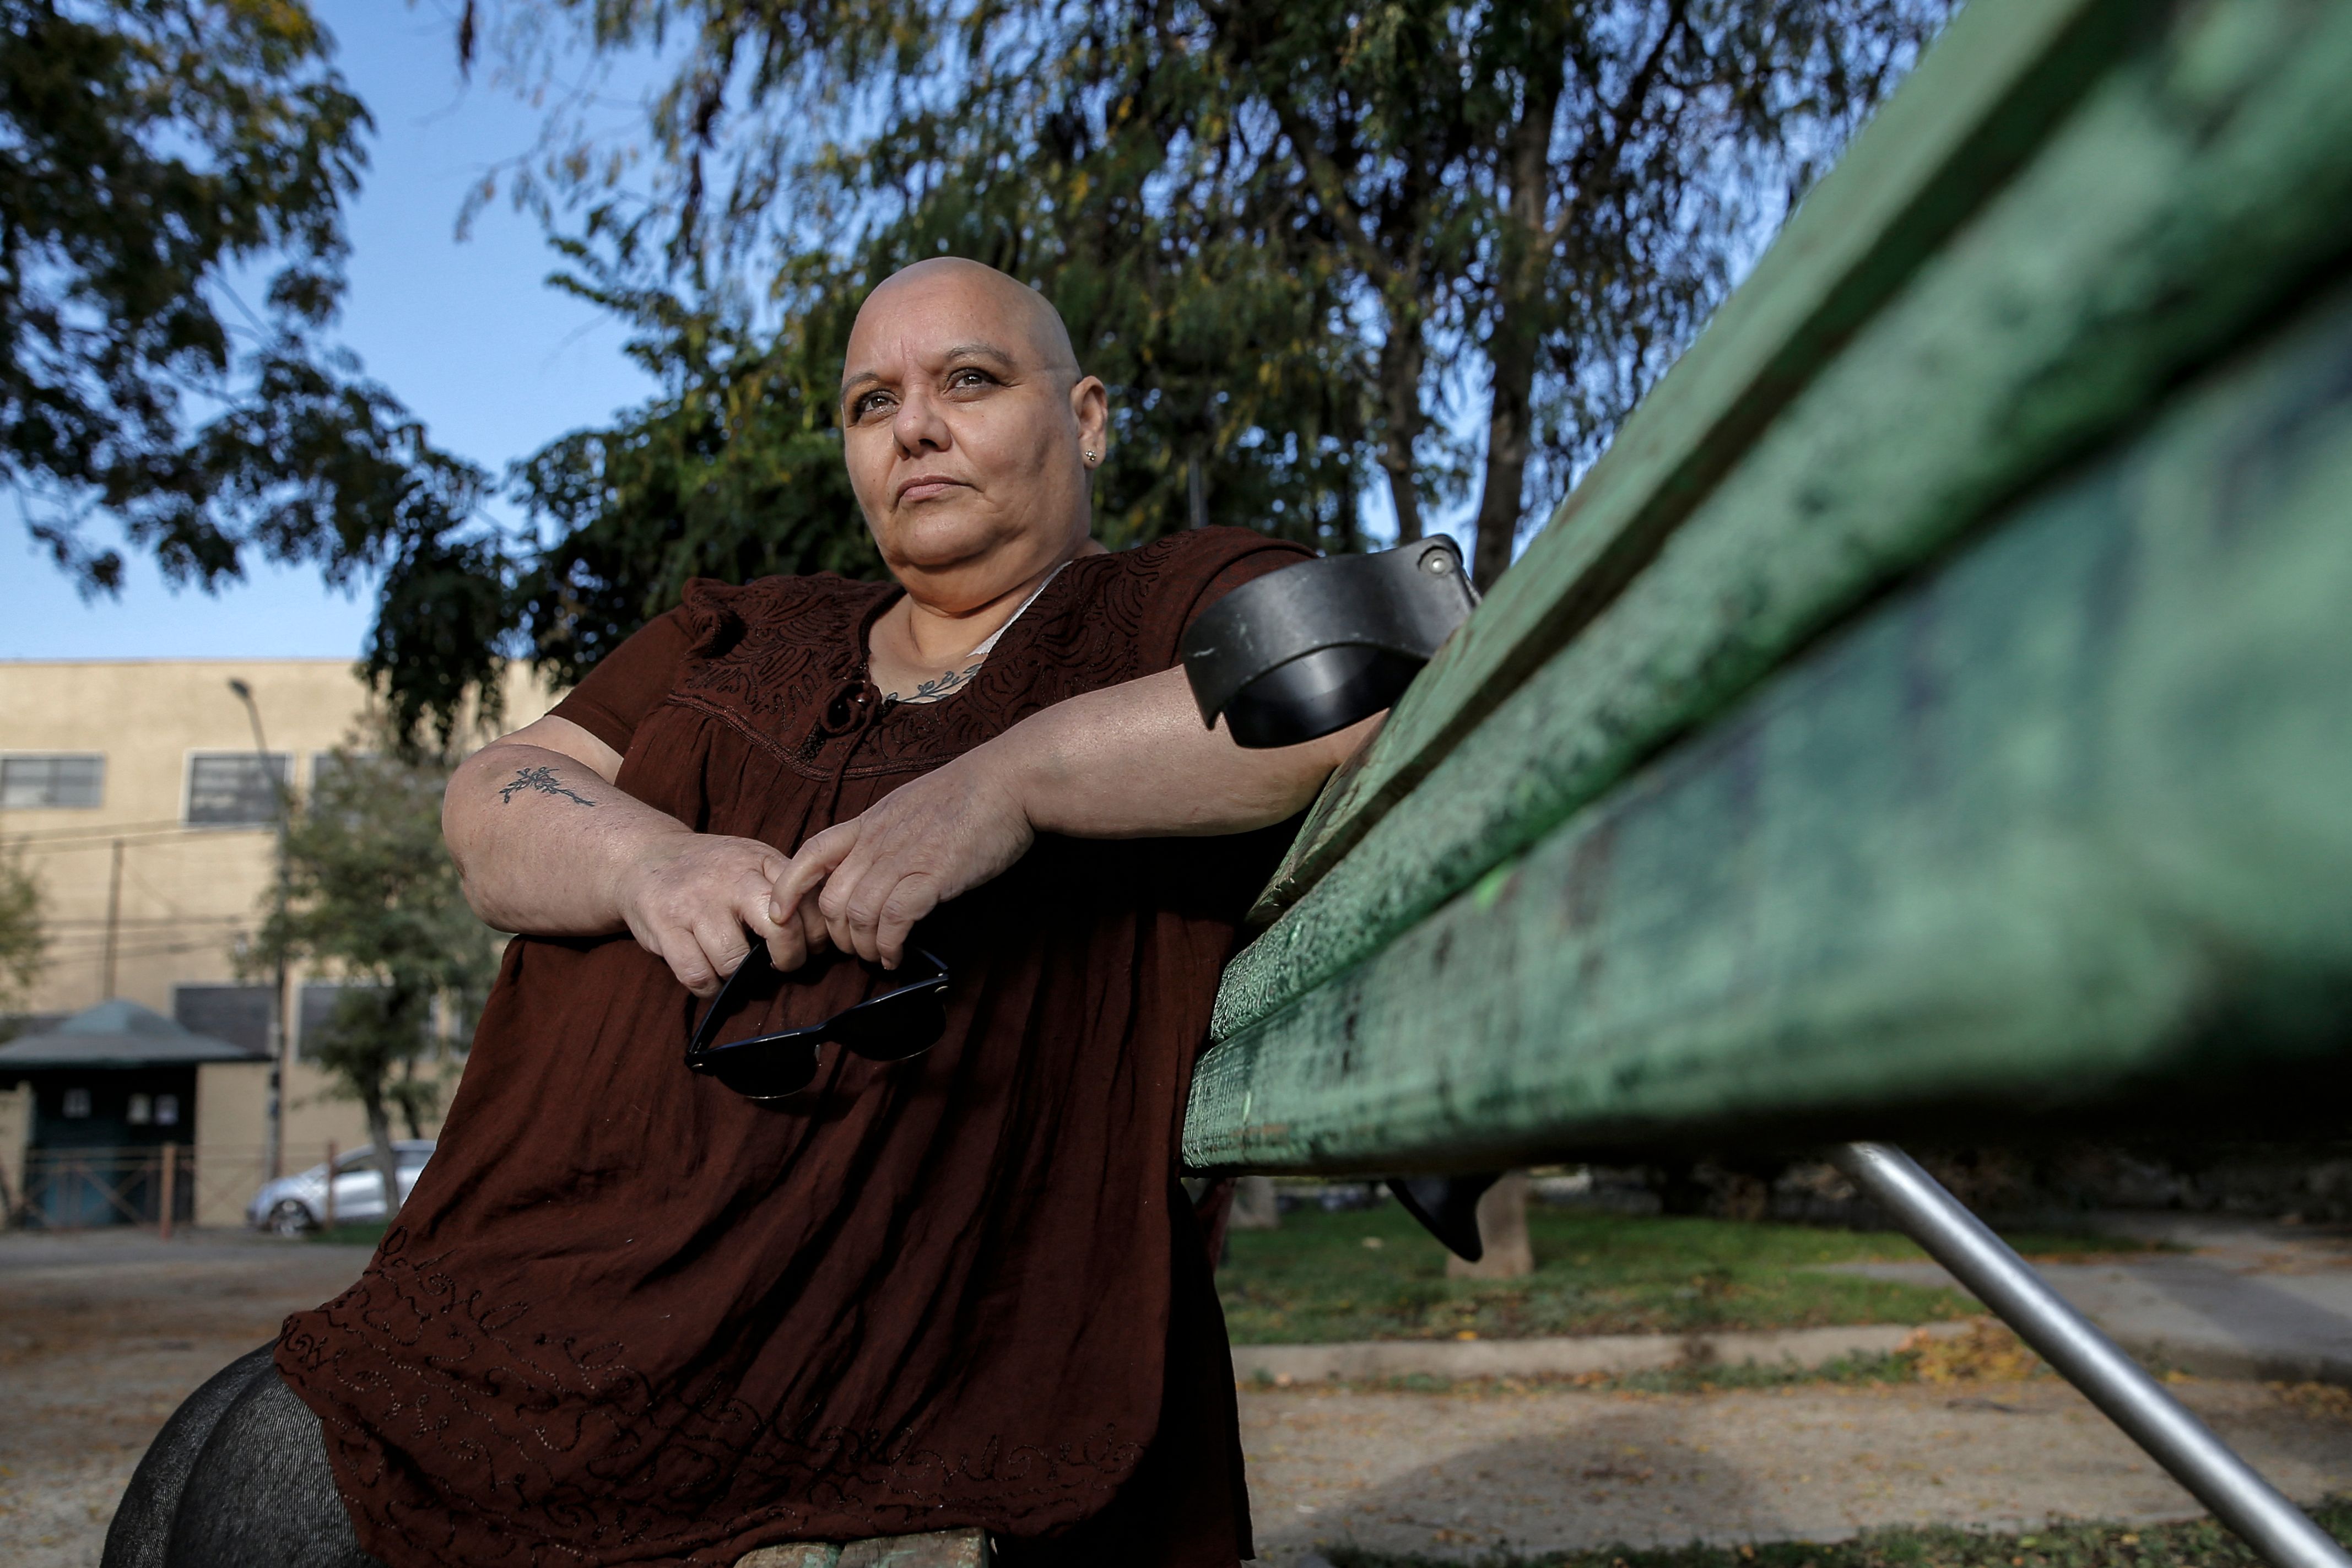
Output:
(0, 1230), (371, 1568)
(4, 1231), (2349, 1568)
(1240, 1377), (2352, 1564)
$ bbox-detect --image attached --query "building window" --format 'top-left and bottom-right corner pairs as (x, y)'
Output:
(61, 1087), (91, 1118)
(175, 985), (274, 1056)
(1, 754), (105, 809)
(155, 1094), (180, 1127)
(185, 753), (290, 826)
(305, 751), (376, 824)
(128, 1094), (152, 1124)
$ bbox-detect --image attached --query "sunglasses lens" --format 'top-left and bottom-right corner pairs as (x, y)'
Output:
(705, 1041), (823, 1100)
(828, 990), (948, 1062)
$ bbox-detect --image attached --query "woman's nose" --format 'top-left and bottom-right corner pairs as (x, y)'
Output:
(892, 386), (950, 454)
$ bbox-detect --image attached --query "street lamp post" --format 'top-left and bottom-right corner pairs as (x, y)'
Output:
(229, 679), (295, 1182)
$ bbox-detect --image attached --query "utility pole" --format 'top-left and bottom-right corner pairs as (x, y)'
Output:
(229, 679), (294, 1181)
(100, 837), (124, 1002)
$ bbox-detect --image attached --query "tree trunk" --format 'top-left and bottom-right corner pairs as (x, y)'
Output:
(1470, 326), (1538, 590)
(1228, 1174), (1281, 1230)
(1377, 317), (1426, 543)
(1469, 66), (1566, 591)
(363, 1093), (402, 1220)
(1446, 1170), (1534, 1279)
(399, 1054), (426, 1140)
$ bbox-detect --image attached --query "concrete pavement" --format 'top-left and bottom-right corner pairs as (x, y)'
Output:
(1824, 1214), (2352, 1385)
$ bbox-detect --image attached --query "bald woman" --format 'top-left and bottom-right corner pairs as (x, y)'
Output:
(105, 260), (1366, 1568)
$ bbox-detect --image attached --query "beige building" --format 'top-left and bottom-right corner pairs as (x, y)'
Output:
(1, 659), (555, 1224)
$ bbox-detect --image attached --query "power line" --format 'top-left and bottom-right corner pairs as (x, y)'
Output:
(48, 915), (248, 929)
(0, 816), (188, 842)
(42, 940), (237, 967)
(3, 824), (273, 852)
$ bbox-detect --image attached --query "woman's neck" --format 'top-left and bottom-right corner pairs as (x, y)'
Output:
(870, 537), (1103, 698)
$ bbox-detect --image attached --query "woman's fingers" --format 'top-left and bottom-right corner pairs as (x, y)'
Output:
(619, 834), (802, 996)
(772, 824), (858, 924)
(661, 931), (723, 998)
(693, 915), (753, 987)
(763, 897), (829, 972)
(734, 858), (797, 969)
(769, 758), (1035, 969)
(830, 851), (927, 967)
(872, 874), (942, 969)
(756, 918), (808, 975)
(816, 853), (879, 963)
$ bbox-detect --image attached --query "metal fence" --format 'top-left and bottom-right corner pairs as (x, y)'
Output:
(6, 1142), (341, 1234)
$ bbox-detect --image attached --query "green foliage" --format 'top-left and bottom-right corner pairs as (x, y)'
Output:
(1216, 1203), (2156, 1345)
(12, 0), (1953, 739)
(504, 250), (882, 688)
(1321, 1496), (2352, 1568)
(248, 736), (503, 1209)
(479, 0), (1948, 605)
(499, 86), (1380, 686)
(4, 0), (499, 745)
(0, 843), (45, 1020)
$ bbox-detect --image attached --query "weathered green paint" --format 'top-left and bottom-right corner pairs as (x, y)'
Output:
(1215, 0), (2352, 1043)
(1252, 0), (2141, 915)
(1183, 278), (2352, 1173)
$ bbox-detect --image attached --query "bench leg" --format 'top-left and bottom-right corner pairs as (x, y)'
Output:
(1831, 1142), (2349, 1568)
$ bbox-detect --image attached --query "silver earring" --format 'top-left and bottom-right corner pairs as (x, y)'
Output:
(1084, 450), (1097, 465)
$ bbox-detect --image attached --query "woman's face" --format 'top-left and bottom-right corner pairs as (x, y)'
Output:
(839, 262), (1109, 611)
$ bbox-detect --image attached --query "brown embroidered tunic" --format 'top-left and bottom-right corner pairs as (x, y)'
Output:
(275, 528), (1310, 1568)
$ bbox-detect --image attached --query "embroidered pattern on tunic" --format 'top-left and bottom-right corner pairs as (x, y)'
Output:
(271, 529), (1307, 1568)
(669, 539), (1183, 781)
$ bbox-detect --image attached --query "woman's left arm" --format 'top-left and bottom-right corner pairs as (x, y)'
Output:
(773, 666), (1373, 965)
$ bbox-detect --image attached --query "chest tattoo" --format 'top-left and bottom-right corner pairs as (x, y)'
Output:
(889, 660), (986, 705)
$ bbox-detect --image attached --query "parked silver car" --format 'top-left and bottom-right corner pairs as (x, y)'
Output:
(248, 1141), (433, 1235)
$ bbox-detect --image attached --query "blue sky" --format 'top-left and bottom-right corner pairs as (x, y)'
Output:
(2, 1), (661, 661)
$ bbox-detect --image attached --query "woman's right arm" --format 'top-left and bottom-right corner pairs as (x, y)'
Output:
(443, 715), (811, 996)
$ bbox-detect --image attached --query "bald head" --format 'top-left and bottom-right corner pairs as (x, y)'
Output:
(846, 258), (1080, 402)
(835, 256), (1109, 612)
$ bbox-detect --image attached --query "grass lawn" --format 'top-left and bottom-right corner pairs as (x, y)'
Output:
(1218, 1204), (2158, 1346)
(1322, 1497), (2352, 1567)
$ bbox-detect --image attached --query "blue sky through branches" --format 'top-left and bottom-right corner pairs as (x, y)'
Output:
(2, 0), (659, 661)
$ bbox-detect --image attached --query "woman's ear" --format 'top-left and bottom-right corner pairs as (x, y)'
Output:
(1070, 374), (1109, 463)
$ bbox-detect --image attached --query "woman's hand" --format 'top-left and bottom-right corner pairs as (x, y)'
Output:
(618, 830), (828, 997)
(770, 749), (1036, 968)
(768, 666), (1369, 966)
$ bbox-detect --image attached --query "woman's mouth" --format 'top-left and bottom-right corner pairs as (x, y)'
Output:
(896, 477), (965, 505)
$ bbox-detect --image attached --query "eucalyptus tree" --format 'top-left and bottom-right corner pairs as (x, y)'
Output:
(474, 0), (1943, 592)
(1210, 0), (1945, 583)
(3, 0), (499, 743)
(0, 845), (44, 1025)
(250, 740), (504, 1218)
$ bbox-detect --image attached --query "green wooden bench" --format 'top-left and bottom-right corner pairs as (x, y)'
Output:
(1179, 0), (2352, 1562)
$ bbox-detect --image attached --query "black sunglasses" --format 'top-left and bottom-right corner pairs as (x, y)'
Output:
(685, 942), (951, 1100)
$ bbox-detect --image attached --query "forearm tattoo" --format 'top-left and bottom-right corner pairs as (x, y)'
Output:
(498, 765), (598, 807)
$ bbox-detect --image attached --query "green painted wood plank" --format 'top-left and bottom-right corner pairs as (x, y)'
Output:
(1252, 0), (2139, 914)
(1215, 0), (2352, 1042)
(1184, 277), (2352, 1174)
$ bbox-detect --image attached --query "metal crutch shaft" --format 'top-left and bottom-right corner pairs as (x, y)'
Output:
(1831, 1142), (2349, 1568)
